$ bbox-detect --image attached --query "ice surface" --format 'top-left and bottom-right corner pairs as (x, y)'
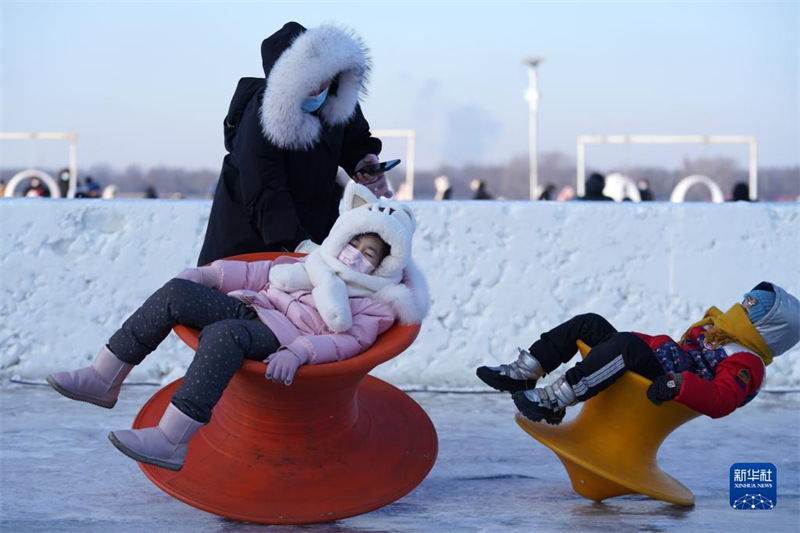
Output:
(1, 384), (798, 532)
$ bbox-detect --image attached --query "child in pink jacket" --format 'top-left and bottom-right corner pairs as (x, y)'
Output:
(47, 183), (428, 472)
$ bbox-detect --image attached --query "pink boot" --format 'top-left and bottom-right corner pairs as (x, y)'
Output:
(46, 346), (133, 409)
(108, 403), (206, 471)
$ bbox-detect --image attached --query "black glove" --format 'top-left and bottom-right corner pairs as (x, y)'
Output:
(646, 373), (683, 406)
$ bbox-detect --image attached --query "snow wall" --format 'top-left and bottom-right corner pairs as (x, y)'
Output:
(2, 199), (798, 390)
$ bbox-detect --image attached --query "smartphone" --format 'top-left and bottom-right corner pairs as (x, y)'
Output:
(360, 159), (401, 176)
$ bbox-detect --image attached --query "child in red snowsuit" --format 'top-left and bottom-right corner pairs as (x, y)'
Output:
(477, 282), (799, 424)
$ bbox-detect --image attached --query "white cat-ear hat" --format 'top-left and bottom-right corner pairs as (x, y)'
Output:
(268, 181), (427, 332)
(319, 182), (416, 284)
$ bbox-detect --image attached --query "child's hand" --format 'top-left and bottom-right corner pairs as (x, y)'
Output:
(264, 350), (302, 386)
(646, 373), (683, 405)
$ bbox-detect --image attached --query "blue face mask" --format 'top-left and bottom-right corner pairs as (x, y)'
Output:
(301, 87), (329, 113)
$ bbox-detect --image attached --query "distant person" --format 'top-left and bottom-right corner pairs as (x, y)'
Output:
(556, 185), (575, 202)
(145, 185), (159, 199)
(0, 179), (6, 197)
(101, 185), (118, 199)
(198, 22), (387, 267)
(73, 179), (88, 198)
(476, 281), (800, 425)
(578, 173), (613, 201)
(637, 178), (654, 201)
(58, 168), (71, 197)
(85, 177), (101, 198)
(731, 182), (751, 202)
(73, 178), (97, 198)
(434, 176), (453, 200)
(24, 177), (49, 197)
(470, 179), (493, 200)
(538, 183), (556, 201)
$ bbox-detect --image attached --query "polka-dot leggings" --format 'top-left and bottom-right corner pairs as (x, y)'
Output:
(107, 278), (279, 423)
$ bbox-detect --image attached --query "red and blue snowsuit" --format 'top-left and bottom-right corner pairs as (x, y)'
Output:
(636, 327), (764, 418)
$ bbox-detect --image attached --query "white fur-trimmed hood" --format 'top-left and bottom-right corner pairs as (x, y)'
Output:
(268, 182), (429, 331)
(260, 24), (371, 150)
(370, 260), (430, 326)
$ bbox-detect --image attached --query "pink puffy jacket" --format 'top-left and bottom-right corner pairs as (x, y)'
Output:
(176, 257), (397, 366)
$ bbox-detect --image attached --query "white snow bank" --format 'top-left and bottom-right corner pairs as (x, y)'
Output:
(2, 199), (798, 390)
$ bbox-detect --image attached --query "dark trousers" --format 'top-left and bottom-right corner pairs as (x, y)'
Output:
(108, 279), (280, 423)
(528, 313), (665, 401)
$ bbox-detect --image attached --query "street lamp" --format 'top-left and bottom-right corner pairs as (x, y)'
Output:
(523, 56), (545, 200)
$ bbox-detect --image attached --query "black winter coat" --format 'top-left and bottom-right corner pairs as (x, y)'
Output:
(198, 22), (381, 265)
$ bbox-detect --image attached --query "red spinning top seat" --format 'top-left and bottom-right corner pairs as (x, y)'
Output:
(132, 252), (438, 524)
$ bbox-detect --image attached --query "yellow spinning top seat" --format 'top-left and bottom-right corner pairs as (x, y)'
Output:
(516, 340), (700, 506)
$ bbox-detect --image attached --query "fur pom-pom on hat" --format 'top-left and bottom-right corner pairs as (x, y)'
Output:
(269, 182), (429, 332)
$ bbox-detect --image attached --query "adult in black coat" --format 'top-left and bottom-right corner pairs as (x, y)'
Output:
(577, 173), (614, 201)
(198, 22), (384, 266)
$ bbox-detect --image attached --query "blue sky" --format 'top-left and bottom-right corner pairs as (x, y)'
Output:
(2, 1), (798, 173)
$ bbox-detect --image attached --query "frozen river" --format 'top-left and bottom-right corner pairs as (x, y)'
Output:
(1, 384), (798, 532)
